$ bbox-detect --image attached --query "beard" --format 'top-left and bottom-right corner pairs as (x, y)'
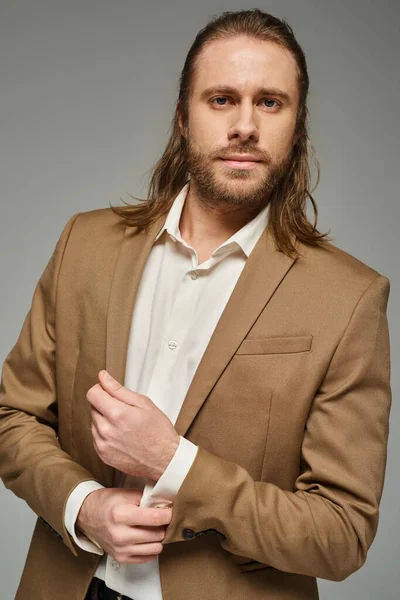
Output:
(186, 138), (293, 216)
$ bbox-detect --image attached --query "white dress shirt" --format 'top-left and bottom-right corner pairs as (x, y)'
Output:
(64, 182), (270, 599)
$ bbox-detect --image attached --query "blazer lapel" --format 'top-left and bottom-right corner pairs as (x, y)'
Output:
(174, 226), (297, 437)
(105, 216), (167, 386)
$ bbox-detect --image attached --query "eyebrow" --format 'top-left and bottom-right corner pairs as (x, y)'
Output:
(199, 85), (293, 106)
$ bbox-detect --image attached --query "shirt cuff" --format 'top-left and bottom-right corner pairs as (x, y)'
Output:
(64, 480), (105, 554)
(140, 437), (198, 508)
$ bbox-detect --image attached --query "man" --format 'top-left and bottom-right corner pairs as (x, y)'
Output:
(0, 9), (391, 600)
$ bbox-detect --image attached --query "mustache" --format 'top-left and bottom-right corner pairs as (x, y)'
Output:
(214, 145), (272, 164)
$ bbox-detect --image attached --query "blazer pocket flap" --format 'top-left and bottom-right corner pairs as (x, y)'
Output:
(236, 335), (313, 355)
(240, 560), (273, 573)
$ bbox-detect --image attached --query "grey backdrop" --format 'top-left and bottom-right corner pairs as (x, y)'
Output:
(1, 1), (399, 598)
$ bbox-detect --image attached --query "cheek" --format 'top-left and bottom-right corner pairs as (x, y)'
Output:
(189, 110), (227, 150)
(263, 122), (297, 159)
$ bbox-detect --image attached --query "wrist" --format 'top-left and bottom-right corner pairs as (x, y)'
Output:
(155, 435), (180, 481)
(76, 489), (98, 534)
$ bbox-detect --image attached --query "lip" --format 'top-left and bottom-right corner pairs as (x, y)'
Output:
(220, 156), (261, 170)
(222, 154), (261, 162)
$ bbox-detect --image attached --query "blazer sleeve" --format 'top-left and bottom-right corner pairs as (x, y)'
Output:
(0, 213), (99, 556)
(162, 274), (392, 582)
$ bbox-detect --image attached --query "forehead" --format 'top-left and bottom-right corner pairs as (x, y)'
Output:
(192, 36), (299, 101)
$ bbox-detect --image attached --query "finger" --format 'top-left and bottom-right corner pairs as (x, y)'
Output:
(90, 409), (109, 439)
(118, 554), (158, 565)
(126, 542), (164, 556)
(91, 423), (110, 458)
(98, 370), (146, 408)
(110, 545), (163, 563)
(129, 526), (166, 544)
(128, 506), (172, 527)
(108, 525), (166, 547)
(86, 383), (116, 416)
(91, 429), (102, 455)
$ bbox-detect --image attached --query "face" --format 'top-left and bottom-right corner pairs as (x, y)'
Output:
(179, 36), (301, 213)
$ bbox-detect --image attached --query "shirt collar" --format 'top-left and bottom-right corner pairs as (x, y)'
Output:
(154, 183), (190, 243)
(154, 182), (270, 258)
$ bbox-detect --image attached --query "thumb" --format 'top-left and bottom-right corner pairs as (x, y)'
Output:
(98, 370), (143, 407)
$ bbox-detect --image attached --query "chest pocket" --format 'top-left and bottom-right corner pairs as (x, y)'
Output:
(236, 334), (313, 355)
(240, 560), (274, 573)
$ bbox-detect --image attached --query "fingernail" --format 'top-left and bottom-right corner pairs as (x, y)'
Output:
(102, 370), (113, 381)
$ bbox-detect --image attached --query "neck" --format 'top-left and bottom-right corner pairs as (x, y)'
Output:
(179, 182), (260, 249)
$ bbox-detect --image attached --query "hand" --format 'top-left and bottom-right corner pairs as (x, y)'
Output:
(76, 488), (172, 564)
(86, 370), (180, 481)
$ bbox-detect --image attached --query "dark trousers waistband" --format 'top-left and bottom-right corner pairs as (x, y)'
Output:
(85, 577), (134, 600)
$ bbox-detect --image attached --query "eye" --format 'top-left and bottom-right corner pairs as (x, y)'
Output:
(260, 99), (280, 110)
(211, 96), (231, 107)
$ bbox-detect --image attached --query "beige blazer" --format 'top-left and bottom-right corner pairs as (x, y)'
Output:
(0, 208), (391, 600)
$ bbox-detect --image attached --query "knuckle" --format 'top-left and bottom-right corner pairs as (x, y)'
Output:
(109, 406), (121, 421)
(110, 531), (124, 546)
(110, 505), (121, 523)
(115, 503), (133, 524)
(110, 505), (122, 523)
(96, 437), (107, 452)
(109, 530), (120, 544)
(98, 420), (111, 438)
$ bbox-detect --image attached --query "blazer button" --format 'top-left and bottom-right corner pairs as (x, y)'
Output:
(182, 528), (195, 539)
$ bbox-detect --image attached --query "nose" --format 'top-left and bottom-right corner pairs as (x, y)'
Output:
(228, 101), (259, 143)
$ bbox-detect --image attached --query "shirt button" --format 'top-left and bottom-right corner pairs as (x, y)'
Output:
(190, 270), (199, 280)
(111, 560), (120, 571)
(182, 528), (196, 539)
(168, 340), (178, 350)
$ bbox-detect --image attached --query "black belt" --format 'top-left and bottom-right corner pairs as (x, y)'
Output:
(86, 577), (134, 600)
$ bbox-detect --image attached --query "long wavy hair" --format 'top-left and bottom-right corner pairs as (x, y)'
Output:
(110, 9), (332, 258)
